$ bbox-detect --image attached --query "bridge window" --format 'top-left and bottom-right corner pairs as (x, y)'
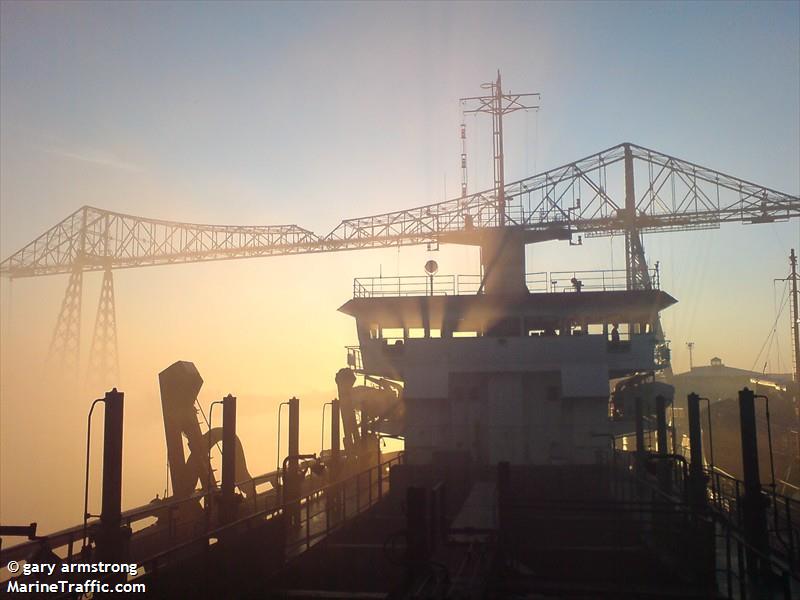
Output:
(453, 331), (478, 338)
(407, 327), (442, 339)
(382, 328), (404, 342)
(608, 323), (630, 341)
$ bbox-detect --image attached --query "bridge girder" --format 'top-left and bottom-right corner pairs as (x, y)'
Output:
(3, 142), (797, 383)
(1, 142), (797, 279)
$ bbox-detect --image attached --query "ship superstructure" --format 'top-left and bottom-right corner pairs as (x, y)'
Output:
(342, 264), (675, 466)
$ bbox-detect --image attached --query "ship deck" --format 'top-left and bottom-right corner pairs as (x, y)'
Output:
(261, 459), (727, 599)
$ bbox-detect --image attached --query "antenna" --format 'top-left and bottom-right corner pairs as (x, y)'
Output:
(460, 118), (468, 198)
(460, 70), (540, 226)
(686, 342), (695, 371)
(773, 249), (800, 422)
(790, 250), (800, 391)
(787, 250), (800, 421)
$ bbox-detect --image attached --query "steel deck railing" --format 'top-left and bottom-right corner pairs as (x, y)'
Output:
(607, 449), (799, 598)
(352, 268), (661, 298)
(0, 454), (404, 585)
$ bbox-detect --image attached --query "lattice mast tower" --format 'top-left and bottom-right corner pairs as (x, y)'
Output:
(460, 70), (540, 227)
(790, 249), (800, 417)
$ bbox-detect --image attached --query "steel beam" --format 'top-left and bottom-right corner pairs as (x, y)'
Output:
(2, 144), (797, 279)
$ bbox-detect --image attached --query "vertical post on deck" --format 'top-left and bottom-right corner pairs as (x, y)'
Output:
(655, 395), (671, 493)
(96, 389), (130, 575)
(288, 397), (300, 479)
(738, 387), (770, 578)
(220, 394), (237, 524)
(100, 389), (124, 532)
(360, 406), (369, 466)
(687, 393), (707, 508)
(656, 395), (668, 454)
(635, 397), (645, 456)
(790, 249), (800, 423)
(687, 392), (716, 589)
(331, 399), (341, 476)
(285, 397), (301, 526)
(328, 399), (342, 524)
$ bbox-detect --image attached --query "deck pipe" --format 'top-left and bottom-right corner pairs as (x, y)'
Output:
(325, 399), (343, 520)
(360, 406), (369, 465)
(655, 395), (671, 493)
(220, 394), (237, 524)
(635, 396), (645, 455)
(331, 399), (341, 474)
(97, 388), (130, 570)
(738, 387), (770, 578)
(687, 393), (717, 588)
(289, 396), (299, 471)
(655, 395), (668, 454)
(687, 393), (707, 509)
(285, 397), (301, 526)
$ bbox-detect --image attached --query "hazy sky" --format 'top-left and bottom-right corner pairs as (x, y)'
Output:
(1, 1), (799, 533)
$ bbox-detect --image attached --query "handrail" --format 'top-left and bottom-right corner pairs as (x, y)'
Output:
(139, 453), (404, 574)
(353, 268), (661, 298)
(1, 453), (404, 585)
(1, 456), (330, 567)
(611, 448), (799, 587)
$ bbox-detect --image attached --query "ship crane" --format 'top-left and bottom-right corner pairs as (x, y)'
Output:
(1, 75), (799, 389)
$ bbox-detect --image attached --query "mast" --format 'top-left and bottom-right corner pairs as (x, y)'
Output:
(460, 71), (539, 228)
(790, 249), (800, 418)
(492, 71), (506, 226)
